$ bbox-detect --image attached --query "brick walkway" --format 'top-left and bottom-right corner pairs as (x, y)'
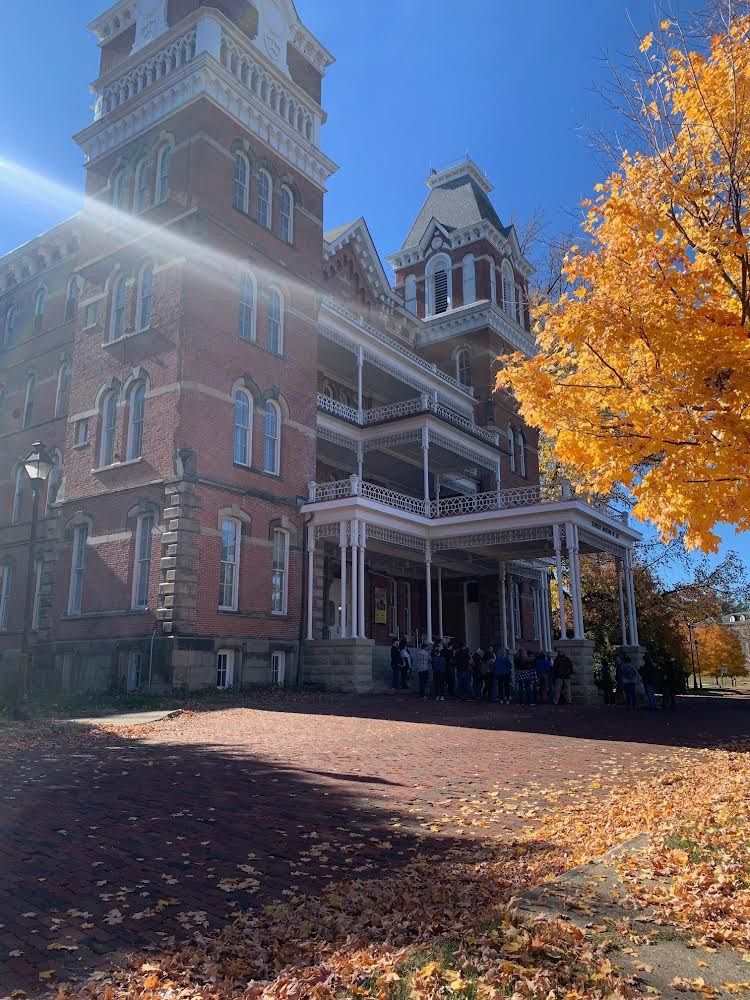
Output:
(1, 692), (748, 994)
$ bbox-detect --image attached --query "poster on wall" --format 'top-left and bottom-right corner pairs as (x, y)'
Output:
(374, 586), (387, 624)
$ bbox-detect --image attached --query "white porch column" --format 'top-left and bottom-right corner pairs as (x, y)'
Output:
(357, 441), (363, 481)
(339, 520), (348, 638)
(422, 427), (431, 517)
(544, 573), (554, 649)
(499, 562), (509, 650)
(616, 557), (628, 646)
(306, 524), (315, 640)
(553, 524), (567, 640)
(566, 522), (584, 640)
(358, 521), (366, 638)
(437, 565), (444, 639)
(534, 586), (544, 651)
(425, 544), (433, 643)
(624, 549), (640, 646)
(357, 345), (364, 418)
(350, 520), (359, 638)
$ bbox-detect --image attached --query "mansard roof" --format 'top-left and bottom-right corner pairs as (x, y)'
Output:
(401, 160), (511, 250)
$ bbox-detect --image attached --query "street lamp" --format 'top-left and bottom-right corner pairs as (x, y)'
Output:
(18, 442), (54, 705)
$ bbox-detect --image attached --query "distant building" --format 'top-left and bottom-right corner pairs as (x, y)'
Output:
(0, 0), (641, 697)
(721, 611), (750, 671)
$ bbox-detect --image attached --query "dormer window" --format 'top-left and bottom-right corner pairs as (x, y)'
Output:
(425, 253), (452, 316)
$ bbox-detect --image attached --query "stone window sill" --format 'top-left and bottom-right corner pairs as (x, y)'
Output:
(92, 457), (144, 474)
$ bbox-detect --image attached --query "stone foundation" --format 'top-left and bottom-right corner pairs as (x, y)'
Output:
(555, 638), (598, 705)
(302, 639), (374, 693)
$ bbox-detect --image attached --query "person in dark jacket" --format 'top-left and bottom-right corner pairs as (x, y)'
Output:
(600, 657), (616, 706)
(390, 639), (403, 691)
(640, 652), (659, 709)
(493, 649), (512, 703)
(661, 657), (681, 709)
(515, 649), (536, 705)
(481, 647), (496, 700)
(398, 638), (411, 689)
(534, 650), (553, 703)
(455, 643), (473, 700)
(552, 651), (574, 704)
(431, 641), (447, 701)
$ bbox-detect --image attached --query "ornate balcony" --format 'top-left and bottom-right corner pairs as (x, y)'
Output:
(316, 392), (499, 447)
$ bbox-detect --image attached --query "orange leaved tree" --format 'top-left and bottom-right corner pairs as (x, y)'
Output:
(696, 623), (747, 682)
(500, 15), (750, 551)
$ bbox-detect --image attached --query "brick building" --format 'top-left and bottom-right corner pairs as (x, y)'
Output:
(0, 0), (641, 699)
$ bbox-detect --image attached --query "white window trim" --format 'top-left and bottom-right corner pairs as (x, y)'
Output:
(233, 388), (253, 467)
(0, 564), (11, 631)
(456, 349), (471, 387)
(110, 276), (127, 342)
(127, 649), (143, 691)
(279, 185), (294, 243)
(508, 426), (516, 474)
(55, 362), (70, 417)
(462, 253), (476, 305)
(133, 158), (150, 213)
(3, 303), (16, 345)
(31, 559), (43, 631)
(238, 270), (257, 341)
(155, 145), (172, 205)
(271, 650), (286, 686)
(257, 168), (273, 229)
(267, 286), (284, 355)
(100, 391), (118, 467)
(131, 513), (154, 610)
(263, 399), (281, 475)
(126, 382), (147, 461)
(518, 431), (527, 477)
(135, 261), (153, 332)
(216, 648), (235, 689)
(68, 523), (88, 615)
(271, 527), (289, 615)
(233, 153), (250, 213)
(425, 253), (452, 317)
(219, 517), (241, 611)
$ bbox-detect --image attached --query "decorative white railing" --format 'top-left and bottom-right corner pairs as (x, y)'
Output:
(219, 32), (316, 144)
(316, 393), (359, 423)
(316, 392), (499, 446)
(96, 29), (197, 118)
(306, 476), (629, 524)
(321, 298), (476, 398)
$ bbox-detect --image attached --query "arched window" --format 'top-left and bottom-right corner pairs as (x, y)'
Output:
(46, 453), (62, 513)
(33, 286), (47, 333)
(489, 262), (497, 304)
(0, 563), (12, 631)
(55, 362), (71, 417)
(3, 303), (16, 346)
(132, 512), (154, 609)
(112, 169), (128, 210)
(238, 271), (256, 341)
(257, 169), (272, 228)
(267, 287), (283, 354)
(501, 260), (515, 318)
(233, 153), (249, 212)
(425, 253), (452, 316)
(155, 145), (172, 204)
(110, 275), (127, 341)
(219, 517), (240, 610)
(68, 522), (88, 615)
(99, 390), (118, 467)
(64, 277), (81, 323)
(279, 185), (293, 242)
(126, 382), (146, 460)
(518, 431), (527, 477)
(404, 274), (417, 315)
(12, 466), (26, 524)
(233, 388), (252, 466)
(456, 349), (471, 387)
(23, 373), (36, 428)
(271, 528), (289, 614)
(133, 158), (150, 213)
(263, 400), (280, 474)
(462, 254), (476, 305)
(136, 261), (153, 331)
(508, 425), (516, 474)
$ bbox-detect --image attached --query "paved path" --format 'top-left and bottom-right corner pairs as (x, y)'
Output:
(1, 692), (748, 993)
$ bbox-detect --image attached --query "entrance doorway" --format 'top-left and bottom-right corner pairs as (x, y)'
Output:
(463, 581), (481, 649)
(328, 579), (351, 637)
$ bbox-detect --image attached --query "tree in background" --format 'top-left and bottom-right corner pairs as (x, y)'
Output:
(500, 13), (750, 551)
(694, 623), (747, 683)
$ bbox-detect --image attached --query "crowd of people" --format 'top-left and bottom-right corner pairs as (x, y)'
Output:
(389, 637), (685, 708)
(390, 638), (575, 704)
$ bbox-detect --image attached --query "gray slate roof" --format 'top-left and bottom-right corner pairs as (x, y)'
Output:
(401, 175), (510, 249)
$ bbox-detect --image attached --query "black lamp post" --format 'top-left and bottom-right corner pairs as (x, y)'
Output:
(18, 442), (54, 703)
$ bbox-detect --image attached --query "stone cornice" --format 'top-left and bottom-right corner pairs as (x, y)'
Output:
(417, 301), (537, 358)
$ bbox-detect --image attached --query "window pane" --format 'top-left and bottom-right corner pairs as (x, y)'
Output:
(219, 519), (239, 608)
(267, 290), (281, 354)
(101, 394), (117, 466)
(134, 514), (153, 607)
(434, 270), (448, 313)
(233, 155), (247, 211)
(263, 402), (278, 473)
(271, 529), (287, 613)
(138, 265), (153, 330)
(157, 147), (171, 203)
(258, 172), (271, 228)
(233, 391), (250, 464)
(280, 188), (292, 242)
(239, 273), (255, 340)
(127, 384), (146, 460)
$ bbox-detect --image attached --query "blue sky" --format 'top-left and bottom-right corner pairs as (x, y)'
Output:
(0, 0), (747, 581)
